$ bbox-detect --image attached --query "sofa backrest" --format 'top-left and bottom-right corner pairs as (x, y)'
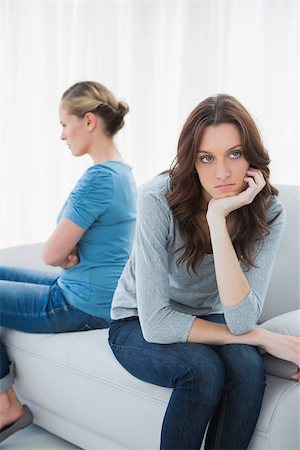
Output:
(260, 184), (300, 322)
(0, 185), (299, 324)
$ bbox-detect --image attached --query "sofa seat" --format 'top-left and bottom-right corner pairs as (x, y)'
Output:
(1, 325), (299, 450)
(1, 327), (168, 449)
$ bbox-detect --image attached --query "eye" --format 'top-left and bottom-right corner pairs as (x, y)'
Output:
(229, 150), (241, 159)
(200, 155), (214, 164)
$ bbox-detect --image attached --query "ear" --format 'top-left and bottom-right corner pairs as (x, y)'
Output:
(84, 112), (97, 131)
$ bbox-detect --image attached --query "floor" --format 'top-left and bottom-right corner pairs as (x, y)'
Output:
(1, 423), (81, 449)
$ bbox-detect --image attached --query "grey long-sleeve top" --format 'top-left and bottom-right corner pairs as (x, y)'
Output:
(111, 173), (286, 344)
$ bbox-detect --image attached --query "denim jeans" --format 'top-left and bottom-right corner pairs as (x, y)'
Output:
(0, 266), (110, 392)
(109, 314), (266, 450)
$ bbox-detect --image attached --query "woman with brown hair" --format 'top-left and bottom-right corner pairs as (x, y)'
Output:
(109, 94), (300, 450)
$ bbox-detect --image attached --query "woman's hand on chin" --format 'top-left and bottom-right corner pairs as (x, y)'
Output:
(207, 168), (266, 221)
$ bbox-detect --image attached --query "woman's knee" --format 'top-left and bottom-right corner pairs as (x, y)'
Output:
(220, 344), (266, 389)
(174, 346), (226, 405)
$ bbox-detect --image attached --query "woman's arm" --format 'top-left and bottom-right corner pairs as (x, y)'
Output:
(59, 246), (80, 269)
(43, 167), (113, 267)
(42, 218), (85, 266)
(189, 168), (300, 378)
(207, 169), (266, 309)
(187, 317), (300, 380)
(133, 184), (196, 344)
(207, 214), (250, 308)
(206, 169), (286, 335)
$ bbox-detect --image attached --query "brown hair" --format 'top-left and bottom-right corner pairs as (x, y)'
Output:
(166, 94), (280, 272)
(61, 81), (129, 137)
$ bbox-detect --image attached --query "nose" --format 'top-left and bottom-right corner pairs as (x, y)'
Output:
(216, 160), (230, 181)
(60, 130), (66, 141)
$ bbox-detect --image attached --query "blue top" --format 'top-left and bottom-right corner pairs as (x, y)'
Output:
(56, 161), (137, 319)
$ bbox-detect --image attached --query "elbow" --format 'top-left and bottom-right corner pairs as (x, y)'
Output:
(42, 247), (59, 267)
(141, 327), (174, 345)
(43, 256), (59, 267)
(227, 320), (257, 336)
(228, 327), (250, 336)
(41, 249), (50, 265)
(140, 314), (190, 344)
(224, 294), (262, 336)
(142, 331), (168, 344)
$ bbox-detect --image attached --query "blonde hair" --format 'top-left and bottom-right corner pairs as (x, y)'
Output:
(61, 81), (129, 137)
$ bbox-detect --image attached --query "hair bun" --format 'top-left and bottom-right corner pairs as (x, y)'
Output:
(118, 101), (129, 117)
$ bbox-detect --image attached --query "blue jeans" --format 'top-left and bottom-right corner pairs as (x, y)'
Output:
(109, 315), (266, 450)
(0, 266), (110, 392)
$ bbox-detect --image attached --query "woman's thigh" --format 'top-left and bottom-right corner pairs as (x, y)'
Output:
(215, 343), (266, 387)
(0, 266), (59, 285)
(0, 279), (52, 320)
(0, 280), (109, 333)
(109, 318), (225, 389)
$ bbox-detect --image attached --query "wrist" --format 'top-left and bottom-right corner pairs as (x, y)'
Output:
(206, 210), (227, 228)
(228, 327), (266, 347)
(249, 327), (269, 348)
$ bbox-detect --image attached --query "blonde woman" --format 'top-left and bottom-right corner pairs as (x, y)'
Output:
(0, 81), (137, 442)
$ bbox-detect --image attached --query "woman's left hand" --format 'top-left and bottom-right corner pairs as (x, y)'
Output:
(59, 246), (80, 269)
(207, 168), (266, 220)
(291, 368), (300, 382)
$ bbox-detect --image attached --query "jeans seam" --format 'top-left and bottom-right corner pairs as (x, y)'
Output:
(175, 371), (198, 450)
(1, 304), (74, 319)
(213, 392), (227, 449)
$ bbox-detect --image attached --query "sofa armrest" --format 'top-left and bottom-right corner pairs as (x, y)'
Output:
(260, 310), (300, 380)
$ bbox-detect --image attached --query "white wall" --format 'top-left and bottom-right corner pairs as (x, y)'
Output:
(0, 0), (298, 248)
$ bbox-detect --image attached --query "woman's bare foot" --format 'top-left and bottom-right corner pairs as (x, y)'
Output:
(0, 387), (24, 429)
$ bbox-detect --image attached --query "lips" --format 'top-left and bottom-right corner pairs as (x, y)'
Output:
(215, 183), (236, 190)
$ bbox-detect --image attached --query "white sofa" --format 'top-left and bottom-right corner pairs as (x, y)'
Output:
(0, 184), (299, 450)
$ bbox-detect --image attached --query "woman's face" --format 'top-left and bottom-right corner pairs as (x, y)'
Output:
(59, 106), (90, 157)
(195, 123), (250, 202)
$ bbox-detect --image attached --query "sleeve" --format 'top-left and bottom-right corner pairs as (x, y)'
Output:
(135, 188), (196, 344)
(222, 197), (286, 335)
(60, 167), (113, 229)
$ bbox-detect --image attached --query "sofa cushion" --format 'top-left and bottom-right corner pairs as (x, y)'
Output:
(2, 325), (299, 450)
(260, 309), (300, 335)
(259, 185), (299, 323)
(1, 327), (170, 449)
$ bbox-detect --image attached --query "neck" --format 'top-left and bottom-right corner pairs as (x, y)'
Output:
(88, 134), (124, 165)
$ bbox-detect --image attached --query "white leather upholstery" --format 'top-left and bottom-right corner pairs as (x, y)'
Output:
(0, 184), (299, 449)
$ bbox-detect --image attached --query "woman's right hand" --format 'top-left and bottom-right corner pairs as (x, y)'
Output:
(59, 246), (80, 269)
(207, 168), (266, 221)
(260, 329), (300, 381)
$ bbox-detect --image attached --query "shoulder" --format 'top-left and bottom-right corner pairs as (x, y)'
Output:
(77, 165), (113, 188)
(137, 172), (171, 218)
(139, 172), (170, 199)
(70, 165), (113, 203)
(85, 164), (114, 180)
